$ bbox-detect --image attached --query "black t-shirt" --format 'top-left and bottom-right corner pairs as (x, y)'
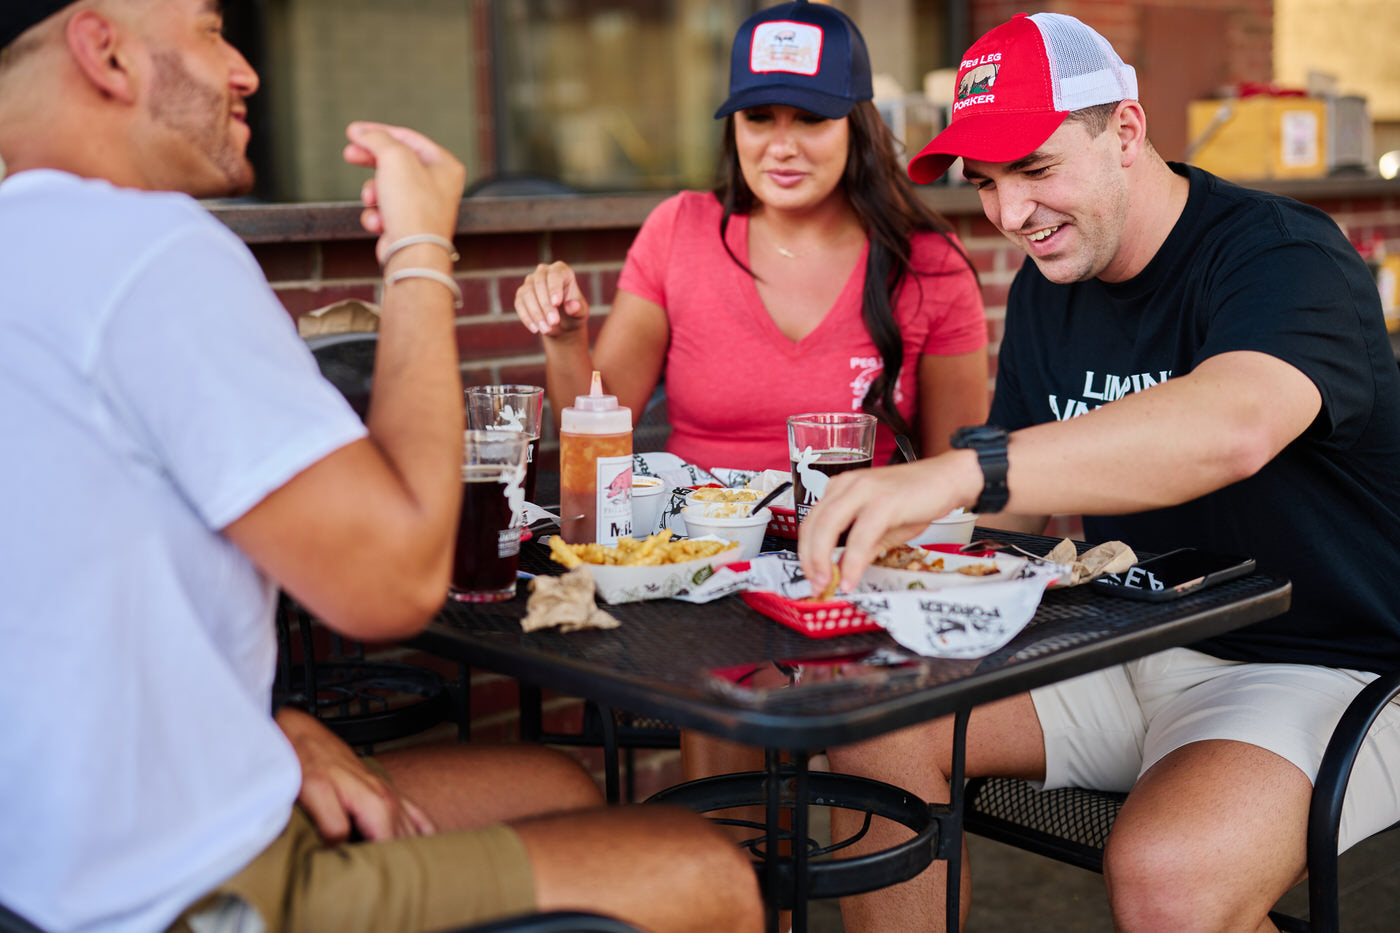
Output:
(990, 163), (1400, 673)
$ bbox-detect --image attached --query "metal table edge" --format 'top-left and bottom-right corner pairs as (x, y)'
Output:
(413, 572), (1291, 749)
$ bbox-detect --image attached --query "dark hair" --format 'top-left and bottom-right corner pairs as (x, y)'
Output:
(1065, 102), (1120, 137)
(713, 100), (977, 448)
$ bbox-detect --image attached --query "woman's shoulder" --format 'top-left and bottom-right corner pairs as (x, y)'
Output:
(669, 189), (724, 216)
(640, 189), (722, 232)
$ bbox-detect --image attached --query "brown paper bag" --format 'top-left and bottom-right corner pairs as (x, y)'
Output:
(521, 568), (620, 632)
(1046, 538), (1138, 586)
(297, 299), (381, 338)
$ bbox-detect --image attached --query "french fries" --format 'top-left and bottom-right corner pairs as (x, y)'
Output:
(811, 563), (841, 602)
(548, 530), (736, 568)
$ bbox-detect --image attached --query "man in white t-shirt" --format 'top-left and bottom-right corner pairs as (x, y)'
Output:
(0, 3), (761, 933)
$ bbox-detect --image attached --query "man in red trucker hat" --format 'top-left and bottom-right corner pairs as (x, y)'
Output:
(800, 11), (1400, 932)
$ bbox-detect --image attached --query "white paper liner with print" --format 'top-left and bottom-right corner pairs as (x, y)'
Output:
(569, 535), (741, 604)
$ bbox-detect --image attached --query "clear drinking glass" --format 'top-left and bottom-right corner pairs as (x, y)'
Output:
(786, 412), (878, 525)
(465, 384), (545, 502)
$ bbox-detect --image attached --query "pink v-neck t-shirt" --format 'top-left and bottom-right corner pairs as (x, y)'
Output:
(617, 191), (987, 472)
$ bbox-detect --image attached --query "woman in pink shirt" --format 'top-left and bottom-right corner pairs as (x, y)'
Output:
(514, 0), (988, 473)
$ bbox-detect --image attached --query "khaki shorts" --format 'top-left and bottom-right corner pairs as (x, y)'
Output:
(1030, 647), (1400, 852)
(170, 767), (535, 933)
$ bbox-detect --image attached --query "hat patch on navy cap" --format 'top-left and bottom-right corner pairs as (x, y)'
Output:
(750, 21), (823, 76)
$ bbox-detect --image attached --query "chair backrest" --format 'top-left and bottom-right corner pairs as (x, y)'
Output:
(634, 386), (671, 454)
(305, 332), (377, 422)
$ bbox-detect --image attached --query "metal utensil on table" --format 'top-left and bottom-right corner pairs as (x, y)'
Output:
(894, 434), (918, 463)
(960, 537), (1054, 563)
(529, 510), (584, 531)
(749, 481), (792, 517)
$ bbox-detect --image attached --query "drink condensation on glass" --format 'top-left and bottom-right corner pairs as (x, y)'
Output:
(786, 413), (878, 524)
(452, 430), (530, 603)
(465, 384), (545, 503)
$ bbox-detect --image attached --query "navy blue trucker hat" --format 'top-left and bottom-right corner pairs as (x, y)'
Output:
(714, 0), (873, 120)
(1, 1), (77, 50)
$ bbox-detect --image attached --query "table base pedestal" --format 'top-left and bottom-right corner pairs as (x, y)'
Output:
(649, 764), (942, 930)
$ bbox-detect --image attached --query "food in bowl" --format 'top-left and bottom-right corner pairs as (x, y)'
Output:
(680, 506), (771, 560)
(689, 487), (761, 503)
(686, 486), (761, 518)
(874, 546), (999, 575)
(548, 530), (735, 567)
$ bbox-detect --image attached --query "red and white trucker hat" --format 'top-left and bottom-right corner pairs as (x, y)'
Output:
(907, 12), (1138, 184)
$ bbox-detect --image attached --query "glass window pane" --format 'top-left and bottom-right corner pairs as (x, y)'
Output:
(236, 0), (957, 201)
(491, 0), (748, 192)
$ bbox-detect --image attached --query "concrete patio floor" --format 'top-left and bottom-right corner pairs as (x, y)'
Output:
(805, 806), (1400, 931)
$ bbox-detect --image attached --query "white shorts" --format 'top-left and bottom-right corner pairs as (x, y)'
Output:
(1030, 647), (1400, 852)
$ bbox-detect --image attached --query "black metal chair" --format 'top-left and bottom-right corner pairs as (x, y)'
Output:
(962, 668), (1400, 932)
(271, 331), (466, 750)
(274, 591), (467, 749)
(633, 385), (672, 454)
(518, 684), (679, 804)
(0, 901), (642, 933)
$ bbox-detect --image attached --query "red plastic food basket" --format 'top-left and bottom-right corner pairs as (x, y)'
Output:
(741, 589), (882, 638)
(767, 506), (799, 539)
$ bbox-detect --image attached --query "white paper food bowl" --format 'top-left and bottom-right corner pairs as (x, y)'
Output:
(906, 510), (977, 546)
(630, 478), (667, 535)
(577, 537), (741, 604)
(681, 506), (771, 560)
(856, 547), (1027, 592)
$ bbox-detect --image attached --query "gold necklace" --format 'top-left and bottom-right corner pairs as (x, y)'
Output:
(760, 225), (817, 260)
(756, 218), (856, 260)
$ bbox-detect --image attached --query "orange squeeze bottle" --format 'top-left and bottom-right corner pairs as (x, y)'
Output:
(558, 371), (633, 544)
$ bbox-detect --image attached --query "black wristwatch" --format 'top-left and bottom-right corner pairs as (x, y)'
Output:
(950, 425), (1009, 514)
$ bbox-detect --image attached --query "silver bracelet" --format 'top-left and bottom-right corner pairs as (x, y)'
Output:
(385, 267), (464, 308)
(382, 233), (460, 265)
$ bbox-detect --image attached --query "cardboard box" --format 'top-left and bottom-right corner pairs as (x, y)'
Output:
(1187, 96), (1329, 180)
(1375, 255), (1400, 332)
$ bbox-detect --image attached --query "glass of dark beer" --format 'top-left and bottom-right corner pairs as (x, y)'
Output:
(465, 384), (545, 502)
(451, 430), (530, 603)
(786, 412), (878, 525)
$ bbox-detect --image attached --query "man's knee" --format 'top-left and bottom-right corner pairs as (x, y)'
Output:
(1102, 818), (1281, 931)
(527, 745), (605, 810)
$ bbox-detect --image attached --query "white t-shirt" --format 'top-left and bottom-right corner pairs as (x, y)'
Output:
(0, 171), (369, 933)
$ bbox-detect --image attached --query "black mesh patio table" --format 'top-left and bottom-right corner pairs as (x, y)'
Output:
(415, 528), (1290, 933)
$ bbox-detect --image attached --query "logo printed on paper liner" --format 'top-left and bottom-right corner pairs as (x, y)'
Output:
(750, 21), (823, 76)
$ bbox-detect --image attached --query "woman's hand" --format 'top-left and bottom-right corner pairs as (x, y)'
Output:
(275, 707), (435, 844)
(515, 261), (590, 337)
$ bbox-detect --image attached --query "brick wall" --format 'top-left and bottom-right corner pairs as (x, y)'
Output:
(227, 182), (1400, 798)
(973, 0), (1275, 83)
